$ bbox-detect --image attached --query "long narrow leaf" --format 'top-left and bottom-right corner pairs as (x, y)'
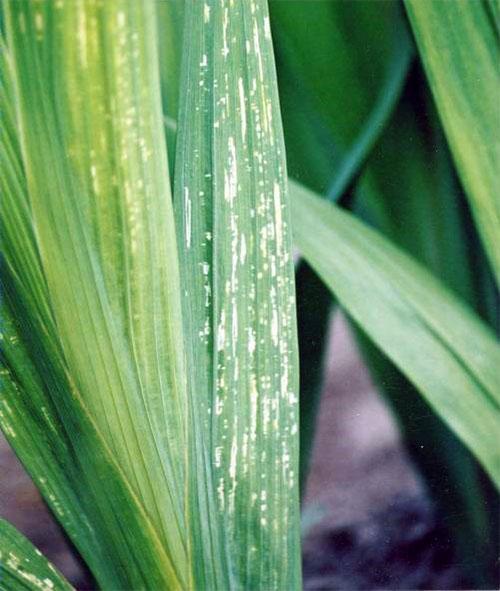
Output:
(2, 35), (181, 591)
(291, 181), (500, 486)
(353, 80), (499, 585)
(271, 0), (412, 196)
(0, 294), (179, 590)
(405, 0), (500, 285)
(0, 519), (73, 591)
(2, 2), (188, 587)
(269, 0), (412, 489)
(157, 0), (184, 173)
(174, 2), (301, 589)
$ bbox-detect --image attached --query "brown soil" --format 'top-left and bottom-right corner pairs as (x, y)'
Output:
(302, 313), (467, 590)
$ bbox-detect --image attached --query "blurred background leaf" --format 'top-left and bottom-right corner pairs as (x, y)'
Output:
(405, 0), (500, 286)
(269, 0), (413, 491)
(352, 66), (499, 586)
(291, 182), (500, 490)
(271, 2), (499, 586)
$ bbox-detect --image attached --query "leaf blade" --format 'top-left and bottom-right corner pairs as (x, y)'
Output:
(2, 2), (188, 587)
(291, 182), (500, 486)
(0, 519), (74, 591)
(405, 0), (500, 285)
(174, 1), (301, 588)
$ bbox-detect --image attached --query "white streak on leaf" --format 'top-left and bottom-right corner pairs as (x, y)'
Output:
(35, 12), (44, 32)
(232, 303), (238, 359)
(240, 233), (247, 264)
(273, 182), (283, 259)
(215, 446), (223, 467)
(184, 187), (192, 249)
(117, 11), (125, 28)
(238, 77), (247, 141)
(263, 16), (271, 40)
(250, 376), (258, 441)
(247, 327), (256, 354)
(226, 136), (238, 205)
(228, 435), (238, 513)
(217, 310), (226, 351)
(222, 8), (229, 58)
(271, 307), (279, 347)
(77, 8), (88, 68)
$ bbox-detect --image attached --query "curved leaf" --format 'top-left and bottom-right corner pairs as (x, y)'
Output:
(353, 78), (499, 585)
(269, 0), (413, 490)
(405, 0), (500, 285)
(2, 2), (188, 588)
(291, 181), (500, 486)
(270, 0), (412, 196)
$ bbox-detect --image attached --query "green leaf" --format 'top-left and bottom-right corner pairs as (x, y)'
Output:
(269, 0), (412, 490)
(270, 0), (412, 196)
(0, 519), (73, 591)
(0, 292), (180, 590)
(405, 0), (500, 285)
(1, 54), (179, 591)
(352, 81), (499, 586)
(157, 0), (184, 174)
(2, 2), (188, 588)
(355, 87), (477, 305)
(291, 181), (500, 487)
(174, 1), (301, 589)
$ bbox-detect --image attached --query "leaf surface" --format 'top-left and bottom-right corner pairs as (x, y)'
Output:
(0, 519), (73, 591)
(174, 2), (301, 589)
(405, 0), (500, 284)
(291, 182), (500, 486)
(2, 2), (188, 587)
(270, 0), (412, 196)
(269, 0), (413, 488)
(352, 78), (499, 585)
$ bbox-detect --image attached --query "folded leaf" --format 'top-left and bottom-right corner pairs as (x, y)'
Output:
(157, 0), (184, 174)
(0, 293), (179, 590)
(291, 181), (500, 486)
(174, 1), (301, 588)
(405, 0), (500, 285)
(0, 519), (73, 591)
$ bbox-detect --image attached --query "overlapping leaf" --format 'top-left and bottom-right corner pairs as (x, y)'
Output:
(353, 83), (499, 585)
(174, 1), (301, 589)
(291, 182), (500, 487)
(0, 519), (73, 591)
(157, 0), (184, 172)
(269, 0), (413, 487)
(2, 2), (188, 588)
(270, 0), (412, 196)
(405, 0), (500, 285)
